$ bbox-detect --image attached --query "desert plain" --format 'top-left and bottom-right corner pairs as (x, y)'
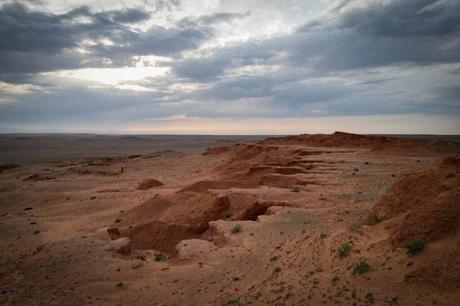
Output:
(0, 132), (459, 306)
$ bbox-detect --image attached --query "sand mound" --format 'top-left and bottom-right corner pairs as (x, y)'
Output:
(142, 150), (186, 159)
(137, 178), (164, 190)
(179, 180), (238, 193)
(81, 157), (123, 166)
(231, 201), (271, 220)
(23, 173), (55, 181)
(202, 146), (231, 155)
(261, 131), (389, 147)
(259, 174), (307, 188)
(0, 164), (20, 174)
(128, 221), (207, 253)
(121, 193), (227, 252)
(260, 131), (451, 153)
(119, 190), (280, 252)
(371, 156), (460, 244)
(404, 248), (460, 290)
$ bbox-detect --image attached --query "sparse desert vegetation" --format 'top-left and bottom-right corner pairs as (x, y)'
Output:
(2, 0), (460, 303)
(231, 224), (242, 234)
(154, 252), (167, 262)
(353, 260), (370, 274)
(0, 132), (459, 305)
(337, 243), (352, 258)
(405, 240), (425, 255)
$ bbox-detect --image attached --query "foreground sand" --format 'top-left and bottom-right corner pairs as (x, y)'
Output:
(0, 132), (459, 306)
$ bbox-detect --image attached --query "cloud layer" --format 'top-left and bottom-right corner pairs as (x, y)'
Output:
(0, 0), (459, 133)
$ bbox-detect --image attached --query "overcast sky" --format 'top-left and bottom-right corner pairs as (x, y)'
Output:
(0, 0), (459, 134)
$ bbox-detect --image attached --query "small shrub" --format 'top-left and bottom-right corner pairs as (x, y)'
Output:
(154, 252), (166, 262)
(222, 299), (243, 306)
(405, 240), (425, 255)
(337, 243), (352, 258)
(369, 215), (382, 225)
(273, 267), (282, 273)
(270, 255), (279, 261)
(320, 233), (327, 239)
(231, 224), (242, 234)
(365, 292), (375, 303)
(291, 187), (301, 193)
(349, 223), (360, 231)
(331, 275), (339, 284)
(353, 260), (370, 274)
(284, 292), (293, 300)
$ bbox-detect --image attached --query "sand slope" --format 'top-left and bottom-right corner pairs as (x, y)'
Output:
(0, 132), (459, 305)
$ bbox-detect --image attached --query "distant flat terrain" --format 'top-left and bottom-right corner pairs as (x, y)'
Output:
(0, 134), (266, 165)
(1, 133), (458, 165)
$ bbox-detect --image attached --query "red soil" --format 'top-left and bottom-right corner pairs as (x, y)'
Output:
(137, 178), (164, 190)
(371, 156), (460, 244)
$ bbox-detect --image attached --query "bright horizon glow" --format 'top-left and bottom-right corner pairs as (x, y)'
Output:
(2, 114), (459, 135)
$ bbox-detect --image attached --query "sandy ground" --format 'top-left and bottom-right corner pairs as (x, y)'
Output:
(0, 133), (459, 306)
(0, 134), (265, 165)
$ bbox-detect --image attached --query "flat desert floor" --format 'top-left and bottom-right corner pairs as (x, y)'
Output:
(0, 132), (459, 306)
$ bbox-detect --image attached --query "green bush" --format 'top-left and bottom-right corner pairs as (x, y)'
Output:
(154, 252), (166, 261)
(222, 299), (243, 306)
(331, 275), (339, 284)
(405, 240), (425, 255)
(231, 224), (242, 234)
(337, 243), (352, 258)
(369, 215), (382, 224)
(353, 260), (370, 274)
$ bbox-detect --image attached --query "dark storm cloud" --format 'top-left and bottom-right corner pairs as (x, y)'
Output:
(338, 0), (460, 37)
(284, 29), (459, 71)
(434, 84), (460, 102)
(165, 0), (460, 117)
(194, 74), (352, 108)
(111, 8), (151, 23)
(194, 75), (279, 100)
(0, 3), (80, 53)
(172, 56), (230, 82)
(173, 0), (460, 85)
(0, 50), (106, 80)
(0, 2), (213, 80)
(89, 26), (210, 65)
(0, 83), (172, 123)
(292, 0), (460, 69)
(172, 40), (277, 81)
(272, 82), (350, 106)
